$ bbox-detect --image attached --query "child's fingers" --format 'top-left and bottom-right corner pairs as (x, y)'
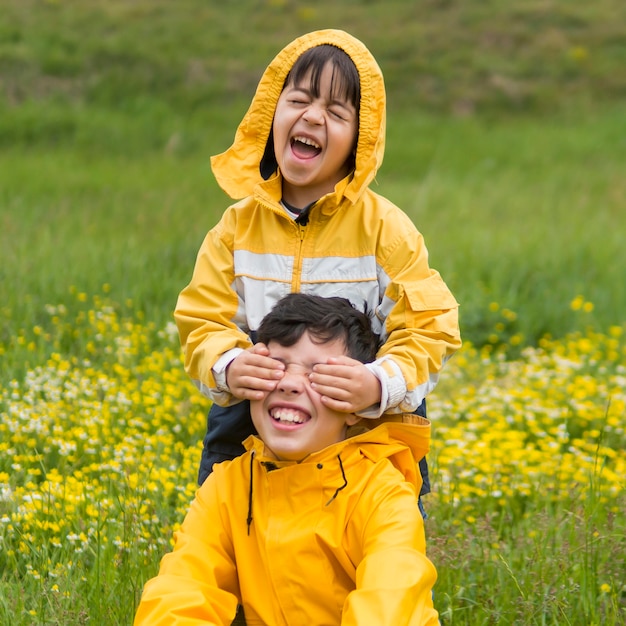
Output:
(311, 362), (381, 412)
(313, 356), (359, 376)
(309, 367), (353, 389)
(229, 376), (278, 399)
(227, 351), (284, 394)
(318, 394), (357, 413)
(250, 342), (270, 357)
(310, 380), (352, 400)
(249, 361), (285, 381)
(241, 352), (285, 380)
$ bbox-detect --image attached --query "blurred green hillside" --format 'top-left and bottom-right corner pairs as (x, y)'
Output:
(1, 0), (625, 150)
(1, 0), (625, 364)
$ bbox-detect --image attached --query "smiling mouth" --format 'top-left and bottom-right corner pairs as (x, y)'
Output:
(291, 136), (321, 159)
(270, 407), (310, 425)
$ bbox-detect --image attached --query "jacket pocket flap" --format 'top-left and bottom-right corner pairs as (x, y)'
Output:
(402, 274), (459, 311)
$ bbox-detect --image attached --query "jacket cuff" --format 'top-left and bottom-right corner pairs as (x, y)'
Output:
(212, 348), (245, 392)
(360, 357), (407, 417)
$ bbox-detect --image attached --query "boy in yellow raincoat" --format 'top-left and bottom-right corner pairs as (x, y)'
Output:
(135, 293), (439, 625)
(175, 29), (460, 499)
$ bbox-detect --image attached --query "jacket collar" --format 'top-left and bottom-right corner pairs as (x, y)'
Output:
(255, 171), (354, 218)
(242, 420), (430, 534)
(242, 418), (430, 478)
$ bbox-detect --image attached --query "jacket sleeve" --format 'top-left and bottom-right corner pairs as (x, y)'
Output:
(341, 461), (440, 626)
(133, 478), (240, 626)
(373, 211), (461, 414)
(174, 208), (252, 405)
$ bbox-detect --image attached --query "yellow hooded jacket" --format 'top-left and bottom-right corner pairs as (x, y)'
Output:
(175, 30), (460, 416)
(134, 421), (439, 625)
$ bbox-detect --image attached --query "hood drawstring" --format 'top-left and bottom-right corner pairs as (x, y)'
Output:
(325, 454), (348, 506)
(247, 455), (280, 534)
(246, 451), (255, 535)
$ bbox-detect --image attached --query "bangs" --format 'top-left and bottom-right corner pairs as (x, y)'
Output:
(285, 44), (360, 110)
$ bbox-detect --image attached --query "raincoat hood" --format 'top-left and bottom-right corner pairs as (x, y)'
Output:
(210, 29), (386, 205)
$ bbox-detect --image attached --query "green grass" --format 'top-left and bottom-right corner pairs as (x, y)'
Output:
(2, 103), (624, 374)
(385, 104), (626, 345)
(2, 0), (625, 115)
(1, 300), (624, 625)
(1, 0), (625, 364)
(430, 494), (624, 624)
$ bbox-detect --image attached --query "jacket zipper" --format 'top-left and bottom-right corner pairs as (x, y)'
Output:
(292, 223), (307, 292)
(257, 196), (309, 293)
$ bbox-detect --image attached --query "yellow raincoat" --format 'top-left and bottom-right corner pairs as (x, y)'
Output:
(175, 29), (460, 417)
(134, 420), (439, 625)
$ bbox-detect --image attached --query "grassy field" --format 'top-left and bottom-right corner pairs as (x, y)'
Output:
(1, 0), (625, 624)
(2, 104), (624, 372)
(1, 0), (625, 366)
(1, 298), (623, 624)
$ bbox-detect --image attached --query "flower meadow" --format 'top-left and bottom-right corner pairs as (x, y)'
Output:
(1, 292), (625, 625)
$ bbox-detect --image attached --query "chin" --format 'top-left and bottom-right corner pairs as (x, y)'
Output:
(269, 445), (308, 463)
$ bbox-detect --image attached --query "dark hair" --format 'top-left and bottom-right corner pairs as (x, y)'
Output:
(286, 44), (360, 112)
(257, 294), (379, 363)
(260, 44), (361, 180)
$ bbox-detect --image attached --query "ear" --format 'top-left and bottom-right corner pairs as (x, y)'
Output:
(345, 414), (362, 427)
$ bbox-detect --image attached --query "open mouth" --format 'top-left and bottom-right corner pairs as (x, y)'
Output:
(270, 407), (311, 425)
(291, 136), (321, 159)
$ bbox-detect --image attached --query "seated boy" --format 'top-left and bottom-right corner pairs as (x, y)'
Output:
(134, 294), (439, 626)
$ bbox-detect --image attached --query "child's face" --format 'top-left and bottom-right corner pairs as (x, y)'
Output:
(273, 62), (358, 208)
(250, 332), (360, 462)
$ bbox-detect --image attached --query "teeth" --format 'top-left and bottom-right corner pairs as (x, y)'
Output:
(293, 136), (321, 149)
(272, 408), (308, 424)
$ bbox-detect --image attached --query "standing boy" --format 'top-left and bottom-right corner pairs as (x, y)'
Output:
(175, 30), (461, 486)
(135, 294), (440, 625)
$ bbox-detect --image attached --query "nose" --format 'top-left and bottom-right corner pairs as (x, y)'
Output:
(302, 102), (324, 125)
(277, 364), (310, 394)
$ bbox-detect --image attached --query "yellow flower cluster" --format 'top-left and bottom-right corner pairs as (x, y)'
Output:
(1, 301), (208, 601)
(429, 325), (625, 517)
(0, 295), (624, 618)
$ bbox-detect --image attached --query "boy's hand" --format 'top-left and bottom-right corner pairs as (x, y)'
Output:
(310, 357), (381, 414)
(226, 343), (284, 400)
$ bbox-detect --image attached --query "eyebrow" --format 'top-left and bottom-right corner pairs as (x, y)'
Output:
(288, 85), (355, 111)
